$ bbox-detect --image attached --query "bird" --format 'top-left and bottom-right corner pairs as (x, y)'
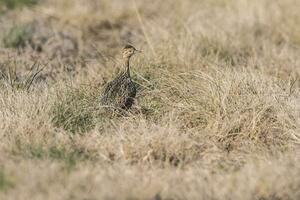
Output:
(100, 44), (141, 109)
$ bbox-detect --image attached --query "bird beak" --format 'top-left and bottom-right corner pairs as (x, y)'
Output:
(135, 49), (142, 53)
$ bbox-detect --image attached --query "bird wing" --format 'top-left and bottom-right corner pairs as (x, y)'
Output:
(100, 80), (118, 104)
(100, 74), (136, 109)
(122, 79), (136, 108)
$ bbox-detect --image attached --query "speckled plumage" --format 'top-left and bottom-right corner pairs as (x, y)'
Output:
(100, 71), (136, 109)
(100, 45), (139, 109)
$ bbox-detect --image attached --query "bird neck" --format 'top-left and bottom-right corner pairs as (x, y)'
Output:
(122, 57), (131, 77)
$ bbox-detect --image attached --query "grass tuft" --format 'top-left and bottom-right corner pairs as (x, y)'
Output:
(50, 86), (106, 134)
(2, 25), (32, 48)
(0, 61), (44, 91)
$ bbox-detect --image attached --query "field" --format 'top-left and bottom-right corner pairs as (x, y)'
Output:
(0, 0), (300, 199)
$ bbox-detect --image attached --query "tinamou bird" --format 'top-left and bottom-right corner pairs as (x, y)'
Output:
(100, 45), (141, 109)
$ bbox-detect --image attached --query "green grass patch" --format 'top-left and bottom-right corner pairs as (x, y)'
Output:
(13, 139), (94, 170)
(2, 24), (32, 48)
(0, 0), (38, 10)
(51, 86), (107, 134)
(28, 145), (91, 169)
(0, 169), (14, 192)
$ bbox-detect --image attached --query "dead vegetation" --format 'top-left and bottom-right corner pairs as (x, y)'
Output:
(0, 0), (300, 199)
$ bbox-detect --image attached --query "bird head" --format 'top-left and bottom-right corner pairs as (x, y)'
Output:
(122, 44), (141, 58)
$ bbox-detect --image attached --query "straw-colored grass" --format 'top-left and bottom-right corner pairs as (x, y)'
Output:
(0, 0), (300, 199)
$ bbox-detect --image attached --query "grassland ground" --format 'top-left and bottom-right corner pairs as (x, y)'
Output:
(0, 0), (300, 199)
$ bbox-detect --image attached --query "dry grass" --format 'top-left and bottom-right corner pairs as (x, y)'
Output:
(0, 0), (300, 199)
